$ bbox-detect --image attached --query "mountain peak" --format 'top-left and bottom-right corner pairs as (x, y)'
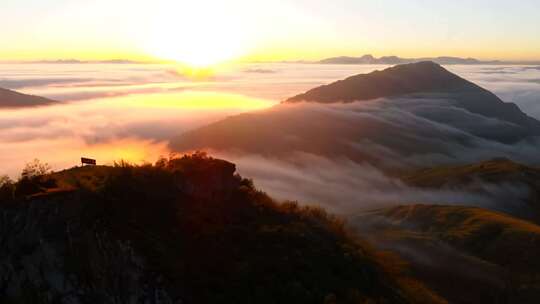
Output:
(285, 62), (540, 131)
(360, 54), (375, 60)
(286, 61), (471, 104)
(388, 60), (444, 71)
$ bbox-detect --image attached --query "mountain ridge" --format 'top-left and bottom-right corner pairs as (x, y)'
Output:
(318, 54), (505, 65)
(172, 62), (540, 161)
(285, 61), (540, 132)
(0, 87), (57, 108)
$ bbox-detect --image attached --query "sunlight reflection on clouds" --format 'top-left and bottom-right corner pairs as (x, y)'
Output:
(0, 90), (273, 177)
(0, 62), (539, 177)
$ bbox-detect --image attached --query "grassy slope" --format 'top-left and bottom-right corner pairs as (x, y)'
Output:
(402, 158), (540, 188)
(353, 204), (540, 303)
(378, 204), (540, 265)
(0, 154), (444, 304)
(402, 158), (540, 223)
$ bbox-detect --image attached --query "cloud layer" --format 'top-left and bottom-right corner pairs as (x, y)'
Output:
(2, 63), (538, 115)
(173, 97), (540, 170)
(0, 62), (539, 215)
(215, 152), (530, 216)
(0, 91), (272, 177)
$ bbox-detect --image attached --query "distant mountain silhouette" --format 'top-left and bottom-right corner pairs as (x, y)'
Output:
(0, 87), (56, 108)
(286, 62), (540, 133)
(319, 54), (498, 65)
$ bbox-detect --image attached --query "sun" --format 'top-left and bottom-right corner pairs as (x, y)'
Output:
(146, 2), (249, 67)
(149, 28), (245, 67)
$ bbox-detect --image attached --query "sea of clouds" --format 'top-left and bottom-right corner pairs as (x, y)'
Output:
(203, 96), (539, 214)
(0, 62), (539, 213)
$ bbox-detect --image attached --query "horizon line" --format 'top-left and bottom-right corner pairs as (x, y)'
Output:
(2, 54), (540, 65)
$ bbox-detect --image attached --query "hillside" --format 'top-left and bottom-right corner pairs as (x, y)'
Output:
(352, 204), (540, 304)
(0, 153), (442, 304)
(172, 62), (540, 165)
(402, 158), (540, 222)
(402, 158), (540, 188)
(0, 87), (56, 108)
(285, 62), (540, 133)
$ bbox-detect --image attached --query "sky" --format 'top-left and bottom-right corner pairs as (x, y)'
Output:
(1, 0), (540, 64)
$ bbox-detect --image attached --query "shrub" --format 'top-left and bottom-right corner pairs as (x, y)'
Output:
(20, 159), (51, 180)
(0, 175), (15, 201)
(15, 159), (55, 196)
(0, 175), (12, 187)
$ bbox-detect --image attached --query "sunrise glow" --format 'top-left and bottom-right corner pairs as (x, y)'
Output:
(2, 1), (540, 302)
(144, 1), (249, 66)
(124, 91), (273, 110)
(2, 0), (539, 63)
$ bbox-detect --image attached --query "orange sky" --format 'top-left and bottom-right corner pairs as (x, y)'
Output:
(2, 0), (540, 65)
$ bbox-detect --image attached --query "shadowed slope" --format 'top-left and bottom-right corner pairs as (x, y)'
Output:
(286, 62), (540, 131)
(403, 158), (540, 187)
(0, 87), (57, 108)
(402, 158), (540, 223)
(172, 63), (540, 165)
(0, 154), (443, 304)
(352, 204), (540, 304)
(287, 62), (474, 102)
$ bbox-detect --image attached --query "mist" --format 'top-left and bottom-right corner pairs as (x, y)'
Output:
(0, 90), (272, 177)
(1, 63), (539, 210)
(214, 151), (531, 216)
